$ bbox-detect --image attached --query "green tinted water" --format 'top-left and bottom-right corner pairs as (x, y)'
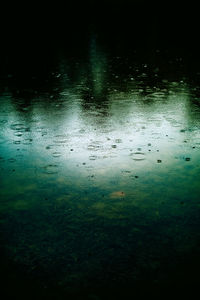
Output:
(1, 41), (200, 299)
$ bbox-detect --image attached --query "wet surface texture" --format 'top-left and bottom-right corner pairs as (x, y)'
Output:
(1, 31), (200, 299)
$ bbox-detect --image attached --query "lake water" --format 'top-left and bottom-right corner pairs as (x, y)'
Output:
(1, 35), (200, 299)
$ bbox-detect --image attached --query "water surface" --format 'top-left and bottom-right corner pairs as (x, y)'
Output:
(1, 38), (200, 299)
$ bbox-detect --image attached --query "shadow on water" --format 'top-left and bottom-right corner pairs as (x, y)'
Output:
(1, 2), (200, 299)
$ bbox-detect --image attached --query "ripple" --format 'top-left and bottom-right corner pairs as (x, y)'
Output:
(89, 155), (98, 160)
(41, 164), (59, 174)
(87, 144), (101, 151)
(13, 141), (21, 144)
(53, 135), (68, 144)
(10, 123), (29, 132)
(130, 152), (146, 161)
(52, 152), (62, 158)
(23, 138), (33, 145)
(115, 139), (122, 143)
(8, 158), (17, 163)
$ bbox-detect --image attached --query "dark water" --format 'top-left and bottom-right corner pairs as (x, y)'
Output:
(1, 5), (200, 298)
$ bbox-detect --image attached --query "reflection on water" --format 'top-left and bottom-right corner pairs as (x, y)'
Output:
(1, 37), (200, 298)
